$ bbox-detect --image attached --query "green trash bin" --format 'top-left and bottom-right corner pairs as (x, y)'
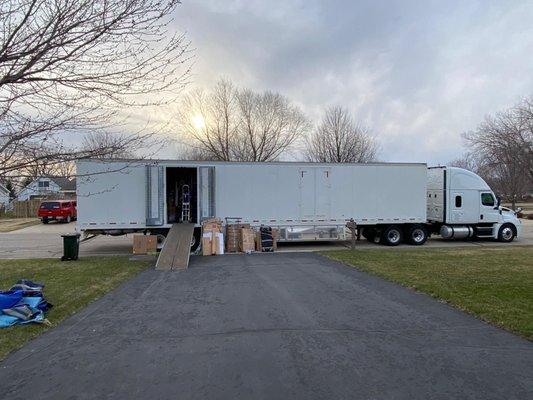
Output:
(61, 233), (80, 261)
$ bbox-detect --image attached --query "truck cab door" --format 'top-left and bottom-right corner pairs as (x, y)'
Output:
(450, 192), (465, 223)
(479, 192), (499, 223)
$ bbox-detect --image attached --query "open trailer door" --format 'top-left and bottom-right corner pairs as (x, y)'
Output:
(146, 165), (164, 226)
(199, 166), (215, 221)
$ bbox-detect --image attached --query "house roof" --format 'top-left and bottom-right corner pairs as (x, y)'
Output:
(29, 176), (76, 191)
(0, 183), (9, 195)
(49, 177), (76, 191)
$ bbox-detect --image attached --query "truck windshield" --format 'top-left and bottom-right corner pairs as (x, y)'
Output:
(40, 202), (60, 209)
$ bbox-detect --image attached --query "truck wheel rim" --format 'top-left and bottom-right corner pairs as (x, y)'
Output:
(502, 227), (513, 240)
(388, 230), (400, 243)
(412, 229), (425, 243)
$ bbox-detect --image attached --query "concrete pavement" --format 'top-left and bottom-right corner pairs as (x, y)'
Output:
(0, 253), (531, 399)
(0, 219), (531, 259)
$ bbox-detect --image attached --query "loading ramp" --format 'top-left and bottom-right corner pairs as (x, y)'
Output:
(155, 223), (195, 271)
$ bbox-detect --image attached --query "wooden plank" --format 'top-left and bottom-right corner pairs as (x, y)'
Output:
(155, 224), (181, 270)
(171, 223), (195, 270)
(155, 223), (194, 271)
(173, 223), (194, 270)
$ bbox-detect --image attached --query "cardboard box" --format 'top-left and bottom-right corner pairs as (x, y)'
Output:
(213, 232), (224, 255)
(133, 235), (157, 255)
(226, 223), (250, 253)
(240, 228), (255, 252)
(202, 232), (213, 256)
(203, 222), (221, 232)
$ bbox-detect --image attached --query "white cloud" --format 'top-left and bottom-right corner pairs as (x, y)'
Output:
(159, 0), (533, 163)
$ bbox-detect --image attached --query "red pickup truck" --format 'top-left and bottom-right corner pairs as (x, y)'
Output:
(38, 200), (77, 224)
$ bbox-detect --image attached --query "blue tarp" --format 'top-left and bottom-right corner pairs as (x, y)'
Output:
(0, 281), (51, 328)
(0, 290), (24, 309)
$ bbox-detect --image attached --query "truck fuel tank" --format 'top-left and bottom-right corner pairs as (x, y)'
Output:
(440, 225), (474, 239)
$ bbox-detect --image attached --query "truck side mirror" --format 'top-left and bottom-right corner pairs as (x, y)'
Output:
(494, 197), (501, 209)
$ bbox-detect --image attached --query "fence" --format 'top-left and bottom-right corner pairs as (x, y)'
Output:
(12, 199), (43, 218)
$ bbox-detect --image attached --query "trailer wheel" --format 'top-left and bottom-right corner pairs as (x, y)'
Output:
(382, 225), (402, 246)
(497, 223), (516, 243)
(191, 228), (201, 252)
(406, 225), (428, 245)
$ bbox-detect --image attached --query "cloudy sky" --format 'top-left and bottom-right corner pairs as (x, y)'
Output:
(168, 0), (533, 164)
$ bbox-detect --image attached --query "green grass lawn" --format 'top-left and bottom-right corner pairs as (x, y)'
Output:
(323, 246), (533, 340)
(0, 256), (152, 360)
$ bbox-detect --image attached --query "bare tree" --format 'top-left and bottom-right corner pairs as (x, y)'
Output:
(179, 80), (239, 161)
(463, 99), (532, 209)
(515, 98), (533, 181)
(305, 106), (378, 163)
(81, 132), (136, 159)
(450, 153), (481, 172)
(1, 0), (191, 178)
(179, 79), (309, 161)
(235, 89), (309, 161)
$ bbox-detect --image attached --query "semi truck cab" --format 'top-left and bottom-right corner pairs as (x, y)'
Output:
(427, 167), (522, 242)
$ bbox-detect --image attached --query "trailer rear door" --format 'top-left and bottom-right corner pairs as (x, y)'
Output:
(146, 165), (164, 225)
(199, 166), (215, 221)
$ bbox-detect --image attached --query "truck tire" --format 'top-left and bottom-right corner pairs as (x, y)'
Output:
(66, 215), (72, 223)
(406, 225), (428, 245)
(381, 225), (402, 246)
(497, 223), (516, 243)
(42, 218), (48, 224)
(191, 228), (201, 252)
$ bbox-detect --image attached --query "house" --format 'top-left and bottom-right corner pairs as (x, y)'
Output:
(0, 183), (10, 208)
(16, 176), (76, 201)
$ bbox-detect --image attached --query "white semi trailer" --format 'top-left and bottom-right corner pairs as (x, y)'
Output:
(75, 159), (522, 248)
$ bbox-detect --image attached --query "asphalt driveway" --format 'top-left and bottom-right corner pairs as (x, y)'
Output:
(0, 253), (532, 399)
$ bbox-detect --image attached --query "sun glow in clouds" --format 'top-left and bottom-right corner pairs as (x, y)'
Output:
(191, 114), (206, 130)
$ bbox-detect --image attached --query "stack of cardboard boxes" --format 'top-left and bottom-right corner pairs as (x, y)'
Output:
(225, 223), (250, 253)
(202, 218), (224, 256)
(202, 222), (278, 256)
